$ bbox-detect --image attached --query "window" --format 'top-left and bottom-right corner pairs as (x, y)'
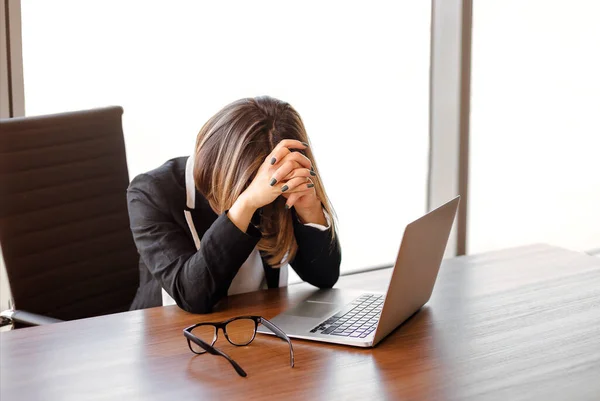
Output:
(469, 0), (600, 254)
(21, 0), (431, 274)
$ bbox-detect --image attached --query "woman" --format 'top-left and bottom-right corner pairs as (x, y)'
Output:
(127, 96), (341, 313)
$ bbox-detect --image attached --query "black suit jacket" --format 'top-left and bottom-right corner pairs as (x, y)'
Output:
(127, 157), (341, 313)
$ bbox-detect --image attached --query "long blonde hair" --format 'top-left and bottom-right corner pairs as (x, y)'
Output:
(193, 96), (335, 267)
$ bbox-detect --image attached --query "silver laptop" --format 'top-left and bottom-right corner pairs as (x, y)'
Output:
(257, 196), (460, 347)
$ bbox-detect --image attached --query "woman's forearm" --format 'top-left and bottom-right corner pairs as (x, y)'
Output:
(227, 194), (257, 233)
(290, 218), (341, 288)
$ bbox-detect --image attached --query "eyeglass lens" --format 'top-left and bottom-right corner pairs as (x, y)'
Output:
(188, 325), (217, 353)
(225, 318), (256, 346)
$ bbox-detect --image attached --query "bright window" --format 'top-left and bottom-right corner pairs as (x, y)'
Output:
(21, 0), (431, 274)
(469, 0), (600, 253)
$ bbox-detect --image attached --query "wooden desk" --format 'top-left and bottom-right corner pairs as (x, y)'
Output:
(2, 244), (600, 400)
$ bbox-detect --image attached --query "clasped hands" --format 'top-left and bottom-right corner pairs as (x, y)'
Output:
(228, 140), (326, 232)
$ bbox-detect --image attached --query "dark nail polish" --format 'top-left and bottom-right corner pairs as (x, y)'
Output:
(301, 141), (309, 147)
(310, 170), (316, 176)
(307, 183), (315, 188)
(281, 185), (289, 192)
(285, 204), (291, 210)
(270, 157), (276, 165)
(269, 178), (277, 186)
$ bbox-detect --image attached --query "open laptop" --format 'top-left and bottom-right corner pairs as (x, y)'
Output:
(257, 196), (460, 347)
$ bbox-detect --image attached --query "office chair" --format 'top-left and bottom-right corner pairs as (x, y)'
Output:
(0, 107), (139, 328)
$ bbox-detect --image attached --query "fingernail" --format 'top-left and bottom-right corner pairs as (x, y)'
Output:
(310, 170), (316, 176)
(301, 142), (309, 147)
(270, 178), (277, 186)
(285, 204), (291, 210)
(307, 183), (315, 188)
(270, 157), (276, 165)
(281, 185), (289, 192)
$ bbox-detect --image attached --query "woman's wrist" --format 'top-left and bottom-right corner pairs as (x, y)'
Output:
(228, 194), (258, 233)
(295, 203), (326, 226)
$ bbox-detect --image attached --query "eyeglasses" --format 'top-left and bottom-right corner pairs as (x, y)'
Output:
(183, 315), (294, 377)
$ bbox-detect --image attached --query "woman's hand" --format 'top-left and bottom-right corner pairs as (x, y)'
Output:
(277, 156), (327, 227)
(228, 140), (310, 231)
(264, 140), (326, 226)
(241, 139), (312, 210)
(282, 178), (327, 226)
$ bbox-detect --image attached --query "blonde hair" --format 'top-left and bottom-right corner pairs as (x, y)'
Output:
(193, 96), (336, 267)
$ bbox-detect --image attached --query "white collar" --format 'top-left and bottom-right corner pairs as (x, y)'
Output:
(185, 153), (196, 210)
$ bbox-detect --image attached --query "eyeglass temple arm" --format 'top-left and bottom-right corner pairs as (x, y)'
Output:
(184, 331), (248, 377)
(260, 318), (295, 367)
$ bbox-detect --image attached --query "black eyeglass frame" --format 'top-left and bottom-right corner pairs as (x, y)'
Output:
(183, 315), (294, 377)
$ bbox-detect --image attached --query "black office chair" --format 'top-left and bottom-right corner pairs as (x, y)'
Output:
(0, 107), (139, 328)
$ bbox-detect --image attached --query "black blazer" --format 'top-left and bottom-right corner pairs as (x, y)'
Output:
(127, 157), (341, 313)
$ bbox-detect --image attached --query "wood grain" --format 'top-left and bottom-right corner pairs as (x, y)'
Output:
(2, 244), (600, 401)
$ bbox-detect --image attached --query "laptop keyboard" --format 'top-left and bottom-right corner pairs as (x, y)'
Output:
(310, 294), (384, 338)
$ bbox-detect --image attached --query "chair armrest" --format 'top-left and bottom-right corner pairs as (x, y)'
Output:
(0, 309), (64, 327)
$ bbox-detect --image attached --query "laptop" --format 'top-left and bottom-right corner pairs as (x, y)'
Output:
(257, 196), (460, 347)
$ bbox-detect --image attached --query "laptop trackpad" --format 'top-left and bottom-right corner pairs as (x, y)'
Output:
(285, 301), (340, 318)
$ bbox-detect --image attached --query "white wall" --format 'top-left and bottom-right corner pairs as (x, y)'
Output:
(0, 251), (10, 311)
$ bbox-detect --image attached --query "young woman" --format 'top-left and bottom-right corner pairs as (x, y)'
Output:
(127, 96), (341, 313)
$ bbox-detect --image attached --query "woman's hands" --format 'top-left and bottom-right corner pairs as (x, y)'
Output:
(240, 140), (312, 210)
(282, 184), (327, 226)
(228, 140), (326, 232)
(275, 145), (327, 226)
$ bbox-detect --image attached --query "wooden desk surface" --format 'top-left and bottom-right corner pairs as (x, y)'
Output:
(2, 244), (600, 401)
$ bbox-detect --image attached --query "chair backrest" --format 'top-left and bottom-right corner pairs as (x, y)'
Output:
(0, 107), (139, 320)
